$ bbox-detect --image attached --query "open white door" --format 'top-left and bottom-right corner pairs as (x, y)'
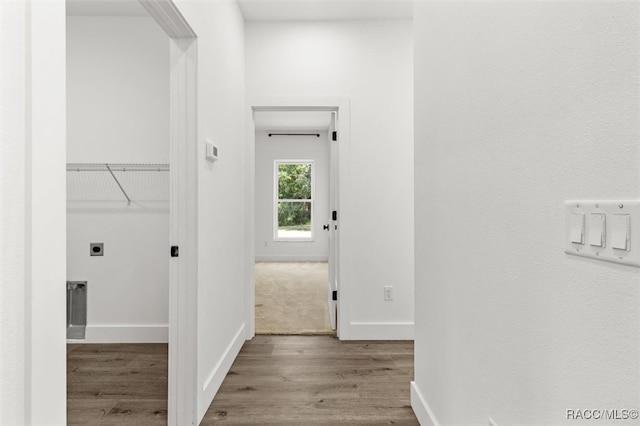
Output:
(328, 112), (339, 330)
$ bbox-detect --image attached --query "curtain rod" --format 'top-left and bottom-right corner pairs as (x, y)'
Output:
(268, 133), (320, 137)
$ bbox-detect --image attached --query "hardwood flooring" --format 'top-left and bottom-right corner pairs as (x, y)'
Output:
(67, 336), (417, 425)
(67, 343), (168, 425)
(204, 336), (418, 425)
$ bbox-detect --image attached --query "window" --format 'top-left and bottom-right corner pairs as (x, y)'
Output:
(274, 160), (314, 241)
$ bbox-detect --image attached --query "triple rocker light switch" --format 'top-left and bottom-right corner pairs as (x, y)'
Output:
(565, 201), (639, 267)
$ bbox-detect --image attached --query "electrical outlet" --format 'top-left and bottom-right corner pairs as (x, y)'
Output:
(90, 242), (104, 256)
(384, 286), (393, 301)
(489, 417), (498, 426)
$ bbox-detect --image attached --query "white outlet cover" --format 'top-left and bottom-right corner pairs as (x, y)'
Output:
(565, 200), (640, 267)
(383, 286), (393, 300)
(205, 139), (218, 161)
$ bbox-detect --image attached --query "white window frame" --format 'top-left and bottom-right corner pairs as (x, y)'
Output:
(273, 160), (315, 242)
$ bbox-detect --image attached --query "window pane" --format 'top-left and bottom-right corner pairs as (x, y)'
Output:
(277, 201), (311, 239)
(278, 163), (311, 200)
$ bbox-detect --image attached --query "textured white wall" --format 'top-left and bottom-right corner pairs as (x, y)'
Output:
(171, 1), (247, 421)
(413, 2), (640, 425)
(255, 131), (330, 261)
(246, 20), (414, 339)
(0, 1), (27, 424)
(66, 17), (169, 342)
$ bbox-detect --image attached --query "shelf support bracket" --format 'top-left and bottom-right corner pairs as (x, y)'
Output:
(105, 163), (131, 206)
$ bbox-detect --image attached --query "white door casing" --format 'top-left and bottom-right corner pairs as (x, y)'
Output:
(327, 112), (338, 330)
(246, 97), (350, 339)
(138, 1), (198, 425)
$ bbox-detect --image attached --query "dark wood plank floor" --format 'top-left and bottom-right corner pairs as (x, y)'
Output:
(204, 335), (418, 425)
(67, 343), (168, 425)
(68, 336), (417, 425)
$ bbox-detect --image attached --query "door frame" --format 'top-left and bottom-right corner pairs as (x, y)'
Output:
(138, 2), (198, 424)
(245, 97), (351, 339)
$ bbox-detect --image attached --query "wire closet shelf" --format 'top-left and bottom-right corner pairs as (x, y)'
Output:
(66, 163), (170, 206)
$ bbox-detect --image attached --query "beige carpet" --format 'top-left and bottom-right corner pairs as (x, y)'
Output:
(255, 262), (333, 335)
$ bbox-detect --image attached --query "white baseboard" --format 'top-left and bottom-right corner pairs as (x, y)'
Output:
(255, 255), (328, 262)
(411, 381), (440, 426)
(198, 323), (246, 423)
(67, 324), (168, 343)
(345, 322), (414, 340)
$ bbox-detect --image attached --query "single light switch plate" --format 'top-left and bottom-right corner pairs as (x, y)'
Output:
(565, 200), (640, 267)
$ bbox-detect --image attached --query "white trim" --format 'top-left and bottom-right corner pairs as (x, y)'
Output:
(411, 381), (440, 426)
(198, 324), (246, 422)
(139, 2), (199, 425)
(273, 159), (315, 242)
(167, 36), (198, 426)
(346, 322), (414, 340)
(28, 2), (67, 424)
(246, 96), (350, 341)
(139, 0), (195, 38)
(255, 255), (329, 262)
(67, 325), (168, 343)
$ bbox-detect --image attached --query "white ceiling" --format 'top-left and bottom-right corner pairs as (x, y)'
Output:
(66, 0), (413, 21)
(66, 0), (148, 16)
(238, 0), (413, 21)
(254, 111), (332, 131)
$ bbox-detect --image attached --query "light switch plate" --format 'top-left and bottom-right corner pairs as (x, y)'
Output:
(565, 200), (640, 267)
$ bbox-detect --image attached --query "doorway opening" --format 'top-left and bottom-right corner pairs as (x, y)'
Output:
(247, 99), (349, 339)
(64, 1), (197, 425)
(65, 6), (172, 422)
(254, 115), (331, 334)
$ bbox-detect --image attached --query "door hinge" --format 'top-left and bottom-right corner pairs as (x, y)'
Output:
(332, 131), (337, 141)
(171, 246), (179, 257)
(332, 210), (337, 221)
(332, 290), (338, 301)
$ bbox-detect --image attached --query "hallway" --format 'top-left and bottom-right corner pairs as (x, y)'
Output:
(205, 336), (417, 424)
(67, 337), (416, 425)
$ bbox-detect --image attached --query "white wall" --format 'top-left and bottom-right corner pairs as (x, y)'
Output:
(246, 20), (414, 339)
(171, 1), (246, 422)
(255, 131), (330, 261)
(413, 2), (640, 425)
(1, 2), (28, 423)
(67, 17), (169, 163)
(0, 0), (67, 424)
(1, 1), (245, 424)
(66, 17), (170, 343)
